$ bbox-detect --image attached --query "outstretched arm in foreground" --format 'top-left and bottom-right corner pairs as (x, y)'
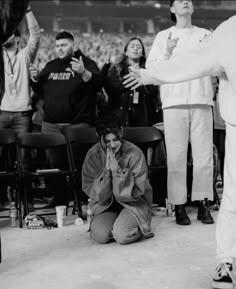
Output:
(123, 37), (221, 89)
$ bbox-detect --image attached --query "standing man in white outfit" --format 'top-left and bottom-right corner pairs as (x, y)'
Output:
(146, 0), (214, 225)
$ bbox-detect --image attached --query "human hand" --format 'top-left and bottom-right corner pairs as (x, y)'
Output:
(88, 198), (97, 206)
(70, 56), (85, 75)
(166, 32), (179, 56)
(108, 149), (119, 172)
(105, 147), (111, 171)
(105, 51), (112, 64)
(29, 63), (39, 82)
(123, 67), (142, 90)
(200, 30), (212, 42)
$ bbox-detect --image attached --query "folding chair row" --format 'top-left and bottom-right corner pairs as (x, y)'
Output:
(0, 129), (82, 228)
(63, 125), (166, 172)
(63, 125), (220, 210)
(0, 126), (167, 228)
(63, 125), (167, 208)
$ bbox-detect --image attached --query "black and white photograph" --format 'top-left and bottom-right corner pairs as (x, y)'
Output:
(0, 1), (235, 288)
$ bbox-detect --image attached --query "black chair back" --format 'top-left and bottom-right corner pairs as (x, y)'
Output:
(123, 126), (165, 166)
(18, 132), (67, 148)
(64, 126), (98, 145)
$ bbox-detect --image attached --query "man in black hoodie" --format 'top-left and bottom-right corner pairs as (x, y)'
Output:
(30, 31), (101, 126)
(30, 31), (101, 207)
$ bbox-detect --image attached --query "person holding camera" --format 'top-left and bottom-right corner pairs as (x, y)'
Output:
(30, 31), (101, 207)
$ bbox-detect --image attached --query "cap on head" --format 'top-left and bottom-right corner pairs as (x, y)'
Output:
(170, 0), (176, 23)
(55, 31), (74, 41)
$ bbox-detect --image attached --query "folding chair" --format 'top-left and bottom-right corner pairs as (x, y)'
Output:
(65, 126), (165, 177)
(63, 125), (98, 218)
(123, 126), (166, 172)
(123, 126), (167, 207)
(0, 128), (23, 228)
(17, 132), (80, 217)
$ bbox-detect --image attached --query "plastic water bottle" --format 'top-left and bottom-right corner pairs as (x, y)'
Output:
(9, 202), (17, 227)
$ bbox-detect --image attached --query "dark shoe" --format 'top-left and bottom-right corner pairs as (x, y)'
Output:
(212, 263), (234, 289)
(175, 205), (191, 225)
(197, 200), (214, 224)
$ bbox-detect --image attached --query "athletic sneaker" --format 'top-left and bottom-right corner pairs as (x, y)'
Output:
(212, 263), (235, 289)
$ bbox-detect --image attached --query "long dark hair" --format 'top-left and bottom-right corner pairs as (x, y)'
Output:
(109, 37), (146, 79)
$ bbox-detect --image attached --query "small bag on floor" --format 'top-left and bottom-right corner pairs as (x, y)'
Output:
(25, 214), (57, 229)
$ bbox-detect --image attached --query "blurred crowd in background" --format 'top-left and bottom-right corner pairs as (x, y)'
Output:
(21, 32), (155, 70)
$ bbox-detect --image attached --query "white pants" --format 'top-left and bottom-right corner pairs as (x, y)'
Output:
(216, 123), (236, 263)
(163, 105), (214, 205)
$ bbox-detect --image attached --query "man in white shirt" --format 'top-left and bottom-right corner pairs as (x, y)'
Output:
(141, 0), (214, 226)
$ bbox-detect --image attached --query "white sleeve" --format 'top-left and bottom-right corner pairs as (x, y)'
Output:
(24, 10), (40, 63)
(141, 36), (222, 85)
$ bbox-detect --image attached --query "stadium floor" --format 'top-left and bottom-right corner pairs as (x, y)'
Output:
(1, 205), (232, 289)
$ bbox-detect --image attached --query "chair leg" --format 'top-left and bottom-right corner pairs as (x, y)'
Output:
(72, 178), (82, 218)
(22, 183), (29, 218)
(213, 182), (221, 208)
(16, 186), (23, 228)
(71, 176), (83, 218)
(74, 190), (83, 218)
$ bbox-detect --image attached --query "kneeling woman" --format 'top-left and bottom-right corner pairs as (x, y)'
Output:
(82, 114), (154, 244)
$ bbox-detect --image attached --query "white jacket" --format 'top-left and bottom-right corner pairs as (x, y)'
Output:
(146, 26), (214, 109)
(140, 16), (236, 125)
